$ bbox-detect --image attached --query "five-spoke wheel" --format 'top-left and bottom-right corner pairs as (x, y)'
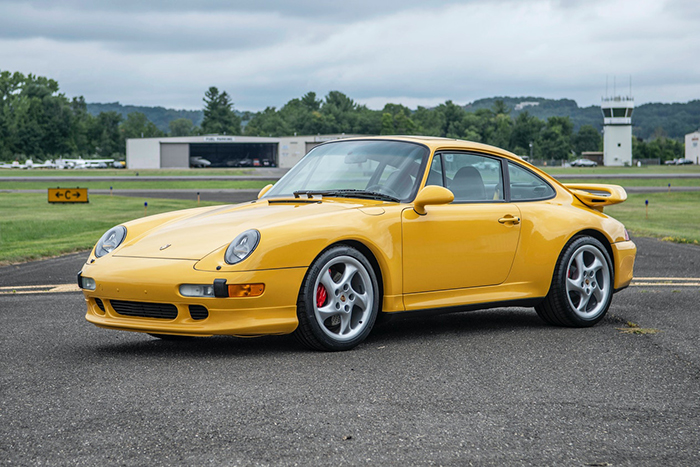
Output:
(536, 236), (614, 327)
(295, 245), (379, 351)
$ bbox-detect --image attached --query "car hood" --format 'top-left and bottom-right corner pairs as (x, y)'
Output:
(114, 198), (376, 260)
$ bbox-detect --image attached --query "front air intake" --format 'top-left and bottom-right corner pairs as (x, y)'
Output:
(110, 300), (178, 319)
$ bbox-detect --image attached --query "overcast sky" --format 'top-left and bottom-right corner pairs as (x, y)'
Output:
(1, 0), (697, 111)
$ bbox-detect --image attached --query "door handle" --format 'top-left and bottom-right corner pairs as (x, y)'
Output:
(498, 215), (521, 225)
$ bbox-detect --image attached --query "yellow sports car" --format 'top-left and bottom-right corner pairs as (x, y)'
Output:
(79, 136), (636, 351)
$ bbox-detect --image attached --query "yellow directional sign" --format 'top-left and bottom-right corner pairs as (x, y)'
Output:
(48, 188), (89, 203)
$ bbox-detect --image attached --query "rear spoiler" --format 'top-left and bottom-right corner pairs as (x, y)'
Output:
(563, 183), (627, 212)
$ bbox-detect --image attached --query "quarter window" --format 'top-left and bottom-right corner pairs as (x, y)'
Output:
(508, 162), (555, 201)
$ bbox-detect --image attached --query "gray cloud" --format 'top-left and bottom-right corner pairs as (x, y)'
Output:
(0, 0), (697, 110)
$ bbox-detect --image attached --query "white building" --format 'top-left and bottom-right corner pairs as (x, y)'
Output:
(126, 134), (354, 170)
(601, 96), (634, 166)
(685, 130), (700, 164)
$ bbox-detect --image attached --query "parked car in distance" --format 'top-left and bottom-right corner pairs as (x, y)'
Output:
(675, 158), (694, 165)
(189, 157), (211, 168)
(571, 158), (598, 167)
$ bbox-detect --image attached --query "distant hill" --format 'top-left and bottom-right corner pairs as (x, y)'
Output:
(86, 97), (700, 141)
(465, 97), (700, 141)
(86, 102), (204, 133)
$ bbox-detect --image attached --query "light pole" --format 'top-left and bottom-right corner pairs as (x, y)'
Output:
(529, 142), (533, 160)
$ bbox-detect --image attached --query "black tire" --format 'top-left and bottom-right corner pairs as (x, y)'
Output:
(536, 235), (614, 327)
(294, 245), (380, 351)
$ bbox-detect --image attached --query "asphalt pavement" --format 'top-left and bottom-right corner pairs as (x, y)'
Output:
(1, 237), (699, 465)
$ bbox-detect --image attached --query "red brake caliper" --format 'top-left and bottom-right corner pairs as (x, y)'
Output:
(316, 284), (327, 308)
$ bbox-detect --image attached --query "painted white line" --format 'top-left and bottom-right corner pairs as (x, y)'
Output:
(0, 284), (81, 294)
(634, 277), (700, 281)
(631, 277), (700, 287)
(631, 282), (700, 287)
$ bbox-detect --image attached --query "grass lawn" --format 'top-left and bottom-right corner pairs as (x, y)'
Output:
(0, 168), (255, 177)
(0, 180), (270, 190)
(605, 192), (700, 244)
(543, 165), (700, 175)
(1, 187), (697, 265)
(553, 178), (700, 187)
(0, 193), (220, 264)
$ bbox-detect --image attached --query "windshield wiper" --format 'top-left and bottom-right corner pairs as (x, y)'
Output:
(293, 189), (400, 203)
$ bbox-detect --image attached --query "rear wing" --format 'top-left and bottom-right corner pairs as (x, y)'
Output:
(563, 183), (627, 212)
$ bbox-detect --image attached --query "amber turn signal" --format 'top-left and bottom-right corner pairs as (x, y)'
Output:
(228, 283), (265, 297)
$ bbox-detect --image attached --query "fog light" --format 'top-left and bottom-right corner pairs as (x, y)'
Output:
(228, 283), (265, 297)
(180, 284), (215, 297)
(81, 276), (96, 291)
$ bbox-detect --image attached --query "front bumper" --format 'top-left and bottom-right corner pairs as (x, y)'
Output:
(80, 256), (306, 337)
(612, 240), (636, 291)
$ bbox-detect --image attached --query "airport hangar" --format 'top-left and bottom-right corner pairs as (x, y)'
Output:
(126, 134), (353, 170)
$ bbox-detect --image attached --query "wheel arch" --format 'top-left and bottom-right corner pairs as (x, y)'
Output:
(332, 240), (385, 312)
(570, 229), (615, 276)
(309, 240), (386, 313)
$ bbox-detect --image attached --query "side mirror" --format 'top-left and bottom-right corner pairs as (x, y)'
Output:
(413, 186), (454, 215)
(257, 184), (273, 199)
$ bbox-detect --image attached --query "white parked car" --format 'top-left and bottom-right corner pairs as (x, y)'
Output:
(571, 158), (598, 167)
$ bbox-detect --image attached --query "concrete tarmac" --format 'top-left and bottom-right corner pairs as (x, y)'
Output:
(1, 237), (699, 465)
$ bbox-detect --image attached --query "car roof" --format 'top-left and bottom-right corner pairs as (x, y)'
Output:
(336, 135), (521, 159)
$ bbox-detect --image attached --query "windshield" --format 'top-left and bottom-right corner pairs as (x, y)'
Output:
(263, 140), (429, 202)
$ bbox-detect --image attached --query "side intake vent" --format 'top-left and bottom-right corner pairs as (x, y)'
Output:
(94, 298), (106, 312)
(189, 305), (209, 320)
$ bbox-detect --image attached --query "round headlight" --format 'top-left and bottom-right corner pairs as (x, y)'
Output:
(225, 230), (260, 265)
(95, 226), (127, 258)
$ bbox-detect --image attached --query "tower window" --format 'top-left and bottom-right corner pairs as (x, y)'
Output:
(602, 109), (612, 118)
(612, 108), (627, 118)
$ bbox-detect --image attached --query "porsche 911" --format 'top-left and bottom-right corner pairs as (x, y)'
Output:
(79, 136), (636, 351)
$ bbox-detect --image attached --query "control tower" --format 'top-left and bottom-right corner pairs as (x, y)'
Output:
(601, 95), (634, 166)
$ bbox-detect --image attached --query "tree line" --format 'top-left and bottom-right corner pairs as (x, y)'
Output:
(0, 70), (685, 162)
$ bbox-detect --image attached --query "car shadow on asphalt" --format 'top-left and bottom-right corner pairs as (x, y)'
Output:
(84, 307), (568, 357)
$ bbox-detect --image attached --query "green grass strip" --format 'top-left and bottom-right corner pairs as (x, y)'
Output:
(0, 180), (270, 190)
(0, 193), (220, 264)
(606, 192), (700, 244)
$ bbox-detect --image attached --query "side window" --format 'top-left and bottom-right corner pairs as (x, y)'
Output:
(432, 153), (503, 202)
(508, 162), (555, 201)
(426, 154), (443, 187)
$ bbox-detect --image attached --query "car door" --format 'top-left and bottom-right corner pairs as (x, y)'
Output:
(402, 152), (521, 296)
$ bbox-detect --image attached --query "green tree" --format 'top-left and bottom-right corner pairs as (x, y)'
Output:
(70, 96), (94, 156)
(121, 112), (164, 140)
(510, 111), (544, 156)
(89, 111), (123, 157)
(572, 125), (602, 155)
(201, 86), (241, 135)
(633, 136), (684, 162)
(538, 116), (574, 160)
(244, 106), (290, 137)
(380, 104), (416, 135)
(169, 118), (195, 136)
(168, 118), (195, 136)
